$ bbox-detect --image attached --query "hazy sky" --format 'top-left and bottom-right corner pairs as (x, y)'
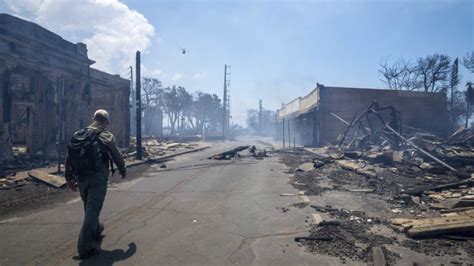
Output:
(2, 0), (473, 125)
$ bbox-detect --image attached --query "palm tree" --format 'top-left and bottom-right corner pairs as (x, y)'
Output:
(466, 82), (474, 128)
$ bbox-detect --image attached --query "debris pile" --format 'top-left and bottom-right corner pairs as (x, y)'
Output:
(0, 172), (26, 190)
(277, 103), (474, 262)
(124, 137), (199, 160)
(278, 152), (333, 196)
(248, 145), (268, 159)
(208, 146), (250, 160)
(332, 101), (472, 178)
(209, 145), (268, 160)
(1, 163), (64, 190)
(279, 145), (474, 262)
(295, 205), (398, 264)
(325, 103), (474, 235)
(0, 153), (58, 175)
(391, 209), (474, 238)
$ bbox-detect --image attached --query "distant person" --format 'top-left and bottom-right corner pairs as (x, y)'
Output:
(65, 109), (126, 259)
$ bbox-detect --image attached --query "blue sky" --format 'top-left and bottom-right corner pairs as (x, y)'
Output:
(2, 0), (473, 125)
(124, 0), (473, 124)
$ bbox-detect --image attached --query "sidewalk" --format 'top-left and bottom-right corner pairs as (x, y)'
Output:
(1, 143), (210, 190)
(0, 142), (212, 221)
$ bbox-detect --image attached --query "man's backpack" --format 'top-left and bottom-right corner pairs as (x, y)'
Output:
(67, 128), (109, 177)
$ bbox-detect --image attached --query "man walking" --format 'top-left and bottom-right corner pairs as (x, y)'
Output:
(65, 109), (126, 259)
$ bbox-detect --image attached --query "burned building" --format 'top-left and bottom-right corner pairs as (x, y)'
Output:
(0, 14), (130, 159)
(276, 84), (449, 147)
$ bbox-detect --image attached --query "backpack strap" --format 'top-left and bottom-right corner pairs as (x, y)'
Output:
(83, 127), (103, 145)
(85, 126), (104, 136)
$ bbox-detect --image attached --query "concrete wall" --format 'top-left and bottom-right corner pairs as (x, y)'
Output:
(318, 86), (449, 144)
(299, 89), (319, 114)
(276, 84), (449, 147)
(0, 14), (130, 158)
(277, 97), (301, 120)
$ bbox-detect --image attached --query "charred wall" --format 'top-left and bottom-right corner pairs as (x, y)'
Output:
(276, 85), (449, 147)
(318, 86), (449, 145)
(90, 69), (130, 147)
(0, 14), (130, 159)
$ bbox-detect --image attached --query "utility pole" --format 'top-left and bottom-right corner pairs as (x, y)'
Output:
(129, 66), (135, 136)
(227, 67), (231, 137)
(135, 51), (142, 160)
(258, 99), (262, 136)
(222, 64), (231, 141)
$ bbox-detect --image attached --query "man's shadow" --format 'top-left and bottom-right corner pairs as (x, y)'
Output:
(79, 242), (137, 266)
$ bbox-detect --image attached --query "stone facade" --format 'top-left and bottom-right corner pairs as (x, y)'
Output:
(0, 14), (130, 159)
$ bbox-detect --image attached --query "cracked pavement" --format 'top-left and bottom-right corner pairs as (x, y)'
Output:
(0, 138), (340, 265)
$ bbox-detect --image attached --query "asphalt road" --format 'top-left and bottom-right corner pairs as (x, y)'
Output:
(0, 139), (340, 266)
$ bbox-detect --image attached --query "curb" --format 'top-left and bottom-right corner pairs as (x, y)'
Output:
(128, 145), (211, 167)
(7, 146), (211, 183)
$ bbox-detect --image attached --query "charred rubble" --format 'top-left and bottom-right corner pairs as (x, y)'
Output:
(278, 102), (473, 263)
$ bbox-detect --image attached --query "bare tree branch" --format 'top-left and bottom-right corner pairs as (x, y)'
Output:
(379, 58), (421, 91)
(416, 54), (451, 93)
(463, 52), (474, 74)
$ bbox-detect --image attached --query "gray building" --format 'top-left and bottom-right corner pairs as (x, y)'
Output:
(276, 84), (449, 147)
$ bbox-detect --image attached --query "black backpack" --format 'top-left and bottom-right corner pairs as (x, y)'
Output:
(67, 128), (109, 177)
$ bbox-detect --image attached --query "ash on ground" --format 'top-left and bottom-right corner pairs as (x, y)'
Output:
(278, 148), (474, 264)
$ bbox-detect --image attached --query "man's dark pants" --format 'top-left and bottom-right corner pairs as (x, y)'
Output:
(77, 173), (107, 257)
